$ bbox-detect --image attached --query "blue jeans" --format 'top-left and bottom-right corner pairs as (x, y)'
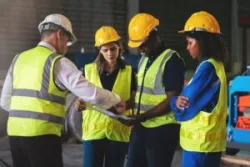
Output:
(127, 123), (180, 167)
(83, 138), (128, 167)
(182, 150), (222, 167)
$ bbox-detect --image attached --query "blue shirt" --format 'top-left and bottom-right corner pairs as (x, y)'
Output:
(170, 60), (220, 121)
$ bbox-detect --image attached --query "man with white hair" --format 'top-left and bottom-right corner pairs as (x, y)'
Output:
(0, 14), (125, 167)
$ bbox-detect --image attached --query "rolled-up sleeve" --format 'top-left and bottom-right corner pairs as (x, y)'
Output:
(54, 57), (121, 109)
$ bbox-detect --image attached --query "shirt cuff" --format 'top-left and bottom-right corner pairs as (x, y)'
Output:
(170, 96), (179, 112)
(101, 93), (121, 109)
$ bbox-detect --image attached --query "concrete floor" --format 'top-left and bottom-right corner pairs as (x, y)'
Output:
(0, 136), (84, 167)
(0, 136), (183, 167)
(1, 136), (250, 167)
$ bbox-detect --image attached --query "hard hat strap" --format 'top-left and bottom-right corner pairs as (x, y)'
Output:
(190, 28), (208, 33)
(40, 22), (71, 39)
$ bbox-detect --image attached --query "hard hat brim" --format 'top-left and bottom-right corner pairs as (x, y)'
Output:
(67, 32), (77, 46)
(178, 30), (186, 34)
(177, 29), (221, 35)
(128, 40), (143, 48)
(95, 36), (121, 47)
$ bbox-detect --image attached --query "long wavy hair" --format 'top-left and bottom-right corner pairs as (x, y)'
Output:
(186, 31), (228, 65)
(94, 41), (128, 75)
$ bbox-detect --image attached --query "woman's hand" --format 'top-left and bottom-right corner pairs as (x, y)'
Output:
(115, 100), (127, 114)
(176, 96), (190, 110)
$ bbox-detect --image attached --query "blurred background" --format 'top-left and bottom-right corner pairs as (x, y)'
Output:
(1, 0), (250, 166)
(0, 0), (250, 78)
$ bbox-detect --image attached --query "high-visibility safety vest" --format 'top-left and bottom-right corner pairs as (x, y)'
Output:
(180, 58), (227, 152)
(135, 49), (179, 128)
(7, 46), (67, 137)
(83, 63), (132, 142)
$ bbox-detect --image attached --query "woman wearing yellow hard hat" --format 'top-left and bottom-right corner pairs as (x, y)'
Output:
(81, 26), (136, 167)
(170, 11), (228, 167)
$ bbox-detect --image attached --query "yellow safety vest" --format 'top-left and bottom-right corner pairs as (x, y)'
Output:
(83, 63), (132, 142)
(135, 49), (179, 128)
(7, 46), (67, 137)
(180, 58), (227, 152)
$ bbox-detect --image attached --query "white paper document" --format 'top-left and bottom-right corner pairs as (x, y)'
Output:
(92, 106), (135, 121)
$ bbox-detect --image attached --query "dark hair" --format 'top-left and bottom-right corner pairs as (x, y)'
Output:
(186, 31), (228, 64)
(94, 41), (128, 75)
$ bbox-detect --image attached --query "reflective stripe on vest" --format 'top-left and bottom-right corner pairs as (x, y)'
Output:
(138, 50), (174, 93)
(9, 53), (65, 124)
(180, 128), (226, 141)
(12, 53), (64, 104)
(12, 89), (64, 104)
(8, 46), (67, 137)
(135, 50), (174, 111)
(9, 110), (64, 125)
(83, 63), (132, 142)
(135, 49), (178, 128)
(180, 58), (227, 152)
(136, 86), (166, 95)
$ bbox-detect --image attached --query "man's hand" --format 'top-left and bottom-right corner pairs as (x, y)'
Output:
(176, 96), (189, 110)
(74, 98), (86, 112)
(115, 100), (127, 114)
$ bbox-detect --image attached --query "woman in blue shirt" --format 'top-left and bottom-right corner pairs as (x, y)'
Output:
(170, 11), (228, 167)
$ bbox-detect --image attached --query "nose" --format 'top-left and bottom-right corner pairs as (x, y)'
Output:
(186, 44), (189, 51)
(107, 50), (112, 56)
(65, 44), (68, 52)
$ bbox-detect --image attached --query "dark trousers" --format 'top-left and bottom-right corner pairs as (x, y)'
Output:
(9, 135), (63, 167)
(83, 138), (128, 167)
(127, 123), (180, 167)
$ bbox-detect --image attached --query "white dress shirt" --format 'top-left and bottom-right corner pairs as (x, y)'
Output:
(0, 42), (121, 112)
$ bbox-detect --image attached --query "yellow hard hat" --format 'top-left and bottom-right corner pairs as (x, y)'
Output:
(95, 26), (121, 47)
(179, 11), (221, 34)
(128, 13), (159, 48)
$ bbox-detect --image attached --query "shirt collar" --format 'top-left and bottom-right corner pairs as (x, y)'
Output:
(148, 42), (166, 59)
(38, 41), (56, 53)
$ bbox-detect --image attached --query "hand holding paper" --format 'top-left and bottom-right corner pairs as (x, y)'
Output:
(115, 100), (127, 114)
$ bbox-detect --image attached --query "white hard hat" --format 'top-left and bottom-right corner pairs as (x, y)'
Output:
(38, 14), (77, 46)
